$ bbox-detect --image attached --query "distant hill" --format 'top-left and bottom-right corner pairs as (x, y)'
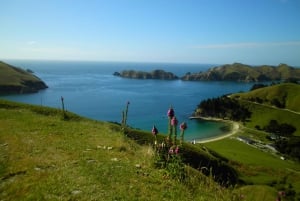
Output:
(113, 69), (179, 80)
(181, 63), (300, 82)
(0, 61), (48, 95)
(233, 83), (300, 112)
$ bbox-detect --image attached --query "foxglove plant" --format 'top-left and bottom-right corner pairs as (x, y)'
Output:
(153, 106), (185, 181)
(171, 116), (178, 144)
(167, 106), (175, 142)
(175, 145), (179, 154)
(152, 125), (158, 145)
(169, 145), (179, 155)
(179, 122), (187, 145)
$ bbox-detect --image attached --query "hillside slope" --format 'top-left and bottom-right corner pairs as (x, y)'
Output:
(233, 83), (300, 113)
(0, 61), (48, 94)
(194, 83), (300, 199)
(0, 99), (242, 201)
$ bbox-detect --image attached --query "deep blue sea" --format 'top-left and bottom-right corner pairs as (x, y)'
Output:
(1, 60), (255, 141)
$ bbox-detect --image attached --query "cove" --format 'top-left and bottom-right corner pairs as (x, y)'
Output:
(1, 60), (254, 140)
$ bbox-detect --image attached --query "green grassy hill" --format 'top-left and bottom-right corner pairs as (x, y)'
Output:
(201, 84), (300, 200)
(0, 61), (48, 94)
(0, 99), (248, 201)
(233, 83), (300, 113)
(230, 83), (300, 138)
(204, 137), (300, 200)
(1, 97), (297, 200)
(194, 83), (300, 200)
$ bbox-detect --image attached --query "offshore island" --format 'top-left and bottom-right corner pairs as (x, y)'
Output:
(114, 62), (300, 82)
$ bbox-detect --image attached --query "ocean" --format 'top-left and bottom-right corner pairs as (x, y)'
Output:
(1, 60), (255, 141)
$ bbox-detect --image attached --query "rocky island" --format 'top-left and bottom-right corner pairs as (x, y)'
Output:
(113, 69), (179, 80)
(0, 61), (48, 95)
(114, 63), (300, 82)
(181, 63), (300, 82)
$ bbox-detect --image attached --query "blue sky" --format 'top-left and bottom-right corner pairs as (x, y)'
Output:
(1, 0), (300, 65)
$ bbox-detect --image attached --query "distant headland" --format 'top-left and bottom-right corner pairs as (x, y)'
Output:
(114, 63), (300, 82)
(0, 61), (48, 95)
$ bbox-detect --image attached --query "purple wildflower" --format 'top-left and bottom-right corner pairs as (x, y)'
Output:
(175, 146), (179, 154)
(167, 107), (175, 118)
(180, 122), (187, 130)
(171, 116), (178, 126)
(152, 125), (158, 135)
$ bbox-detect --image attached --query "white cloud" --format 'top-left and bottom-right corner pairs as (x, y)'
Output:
(191, 41), (300, 49)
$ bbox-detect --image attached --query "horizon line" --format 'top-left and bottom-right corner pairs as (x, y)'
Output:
(1, 57), (300, 68)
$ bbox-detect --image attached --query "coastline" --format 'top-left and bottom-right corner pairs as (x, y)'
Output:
(190, 116), (240, 143)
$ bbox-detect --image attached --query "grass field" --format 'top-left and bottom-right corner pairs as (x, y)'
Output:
(201, 83), (300, 200)
(1, 99), (299, 200)
(0, 99), (245, 201)
(233, 83), (300, 113)
(240, 100), (300, 136)
(204, 136), (300, 200)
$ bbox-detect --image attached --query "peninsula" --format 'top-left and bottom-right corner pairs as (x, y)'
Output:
(0, 61), (48, 95)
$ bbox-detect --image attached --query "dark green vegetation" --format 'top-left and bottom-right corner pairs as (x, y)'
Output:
(181, 63), (300, 81)
(197, 83), (300, 200)
(195, 96), (251, 122)
(0, 61), (48, 95)
(114, 69), (178, 80)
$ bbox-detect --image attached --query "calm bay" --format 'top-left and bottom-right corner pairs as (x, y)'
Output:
(1, 60), (255, 141)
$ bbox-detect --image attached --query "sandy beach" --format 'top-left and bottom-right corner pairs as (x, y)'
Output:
(190, 116), (240, 143)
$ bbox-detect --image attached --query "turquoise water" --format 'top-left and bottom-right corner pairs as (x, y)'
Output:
(1, 60), (255, 141)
